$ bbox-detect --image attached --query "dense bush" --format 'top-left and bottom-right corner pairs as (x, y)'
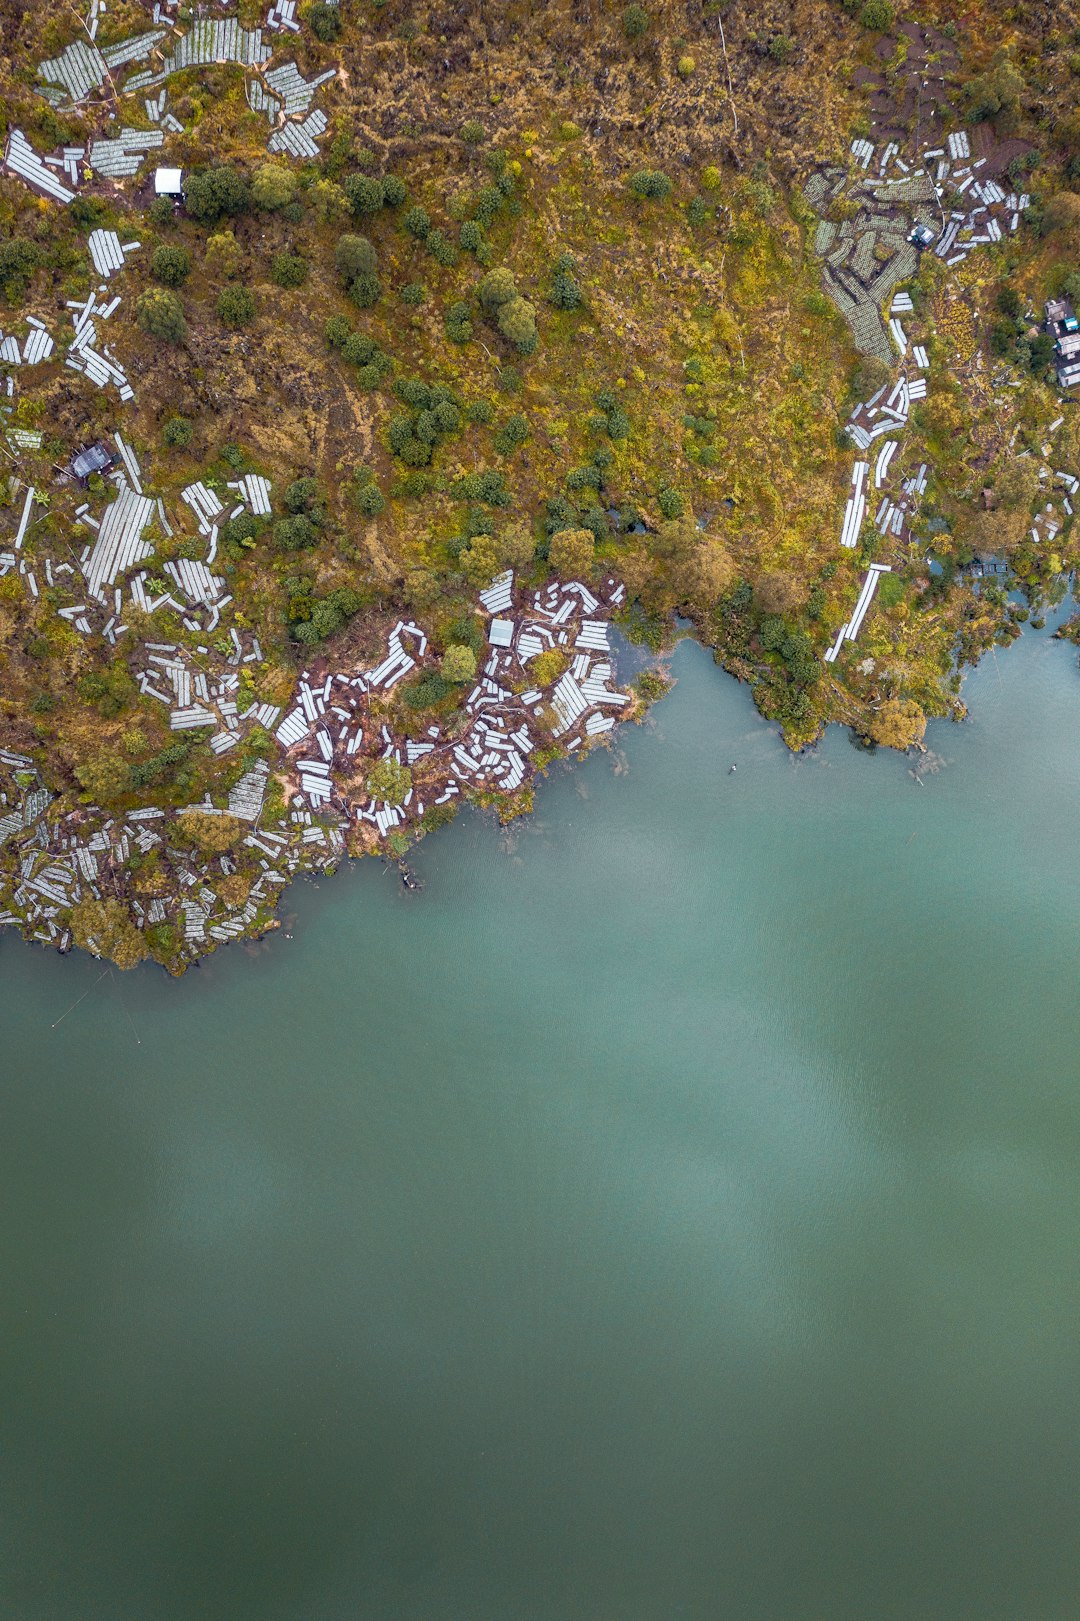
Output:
(404, 206), (432, 238)
(349, 272), (382, 308)
(460, 119), (485, 144)
(442, 643), (478, 683)
(271, 252), (307, 288)
(0, 237), (41, 302)
(205, 230), (243, 277)
(344, 175), (385, 217)
(494, 413), (529, 455)
(251, 162), (296, 211)
(217, 285), (256, 327)
(859, 0), (893, 29)
(628, 169), (673, 201)
(548, 252), (582, 310)
(381, 175), (408, 208)
(622, 4), (648, 37)
(136, 287), (185, 341)
(335, 233), (376, 280)
(308, 1), (341, 41)
(162, 415), (193, 447)
(444, 299), (473, 343)
(365, 757), (412, 805)
(150, 243), (190, 286)
(184, 165), (250, 221)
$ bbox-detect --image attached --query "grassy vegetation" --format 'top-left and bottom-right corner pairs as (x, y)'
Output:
(0, 0), (1077, 857)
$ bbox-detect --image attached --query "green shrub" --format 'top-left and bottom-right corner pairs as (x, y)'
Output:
(324, 314), (351, 348)
(442, 643), (478, 683)
(400, 280), (426, 304)
(162, 415), (193, 447)
(403, 205), (431, 238)
(308, 1), (341, 41)
(335, 233), (376, 280)
(466, 399), (494, 424)
(478, 266), (517, 310)
(344, 174), (385, 217)
(628, 169), (673, 201)
(444, 300), (473, 343)
(686, 196), (708, 228)
(217, 285), (256, 327)
(274, 513), (318, 550)
(136, 286), (185, 341)
(497, 295), (538, 353)
(766, 33), (796, 62)
(184, 165), (250, 221)
(460, 119), (485, 144)
(150, 243), (191, 286)
(459, 219), (484, 253)
(494, 413), (529, 455)
(381, 174), (407, 207)
(205, 230), (243, 278)
(270, 252), (307, 288)
(859, 0), (894, 29)
(348, 272), (382, 308)
(426, 227), (457, 266)
(366, 756), (412, 805)
(251, 162), (296, 211)
(657, 486), (684, 519)
(548, 252), (582, 310)
(623, 4), (648, 37)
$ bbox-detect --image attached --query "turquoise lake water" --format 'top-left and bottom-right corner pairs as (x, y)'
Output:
(3, 620), (1080, 1619)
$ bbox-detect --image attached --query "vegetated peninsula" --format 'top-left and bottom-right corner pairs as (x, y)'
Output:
(0, 0), (1078, 973)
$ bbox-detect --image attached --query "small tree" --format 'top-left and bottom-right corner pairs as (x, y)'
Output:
(205, 230), (243, 278)
(548, 253), (582, 310)
(499, 520), (536, 568)
(335, 232), (377, 280)
(478, 265), (517, 311)
(548, 527), (595, 579)
(859, 0), (894, 29)
(366, 756), (412, 804)
(308, 1), (341, 41)
(344, 175), (385, 217)
(151, 244), (191, 286)
(136, 287), (185, 342)
(497, 295), (538, 352)
(271, 252), (308, 287)
(184, 165), (250, 221)
(865, 698), (925, 750)
(403, 205), (432, 238)
(348, 272), (382, 308)
(628, 169), (673, 201)
(251, 162), (296, 211)
(442, 643), (478, 683)
(217, 285), (256, 327)
(162, 415), (193, 447)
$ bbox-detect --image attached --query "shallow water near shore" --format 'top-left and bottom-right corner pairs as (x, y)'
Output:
(3, 618), (1080, 1621)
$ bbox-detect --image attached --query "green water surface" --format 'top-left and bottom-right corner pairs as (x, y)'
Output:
(2, 624), (1080, 1620)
